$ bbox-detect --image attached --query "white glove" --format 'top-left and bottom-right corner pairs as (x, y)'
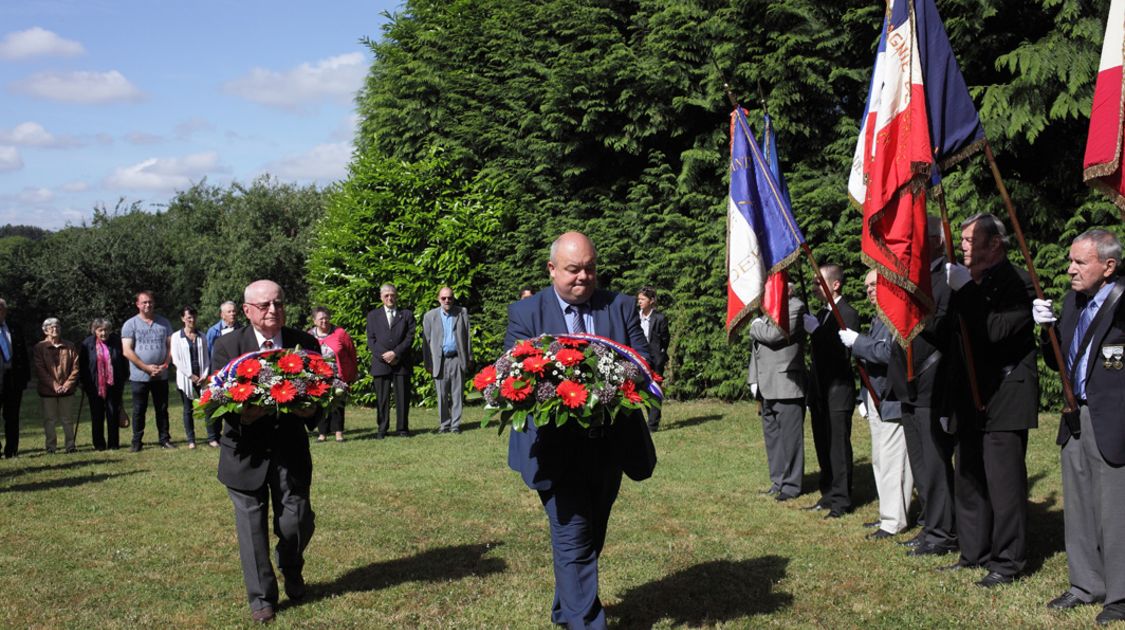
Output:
(857, 401), (868, 419)
(945, 262), (971, 291)
(838, 328), (859, 348)
(1032, 298), (1057, 326)
(750, 383), (758, 398)
(751, 316), (764, 326)
(802, 313), (820, 334)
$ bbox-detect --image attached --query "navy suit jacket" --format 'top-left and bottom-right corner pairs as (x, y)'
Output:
(1044, 276), (1125, 465)
(366, 306), (415, 377)
(212, 326), (321, 492)
(505, 286), (656, 491)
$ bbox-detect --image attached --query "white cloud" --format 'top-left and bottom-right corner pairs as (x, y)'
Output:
(60, 180), (88, 192)
(0, 121), (81, 148)
(10, 70), (143, 104)
(330, 113), (360, 142)
(262, 142), (351, 182)
(0, 27), (85, 60)
(18, 187), (54, 203)
(224, 52), (366, 110)
(0, 146), (23, 171)
(124, 131), (164, 145)
(105, 151), (221, 191)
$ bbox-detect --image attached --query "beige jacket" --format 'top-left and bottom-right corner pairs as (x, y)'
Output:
(33, 339), (80, 397)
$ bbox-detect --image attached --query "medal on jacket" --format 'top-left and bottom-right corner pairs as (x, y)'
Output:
(1102, 344), (1124, 370)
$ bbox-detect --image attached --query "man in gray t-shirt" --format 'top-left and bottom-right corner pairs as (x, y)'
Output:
(121, 290), (174, 451)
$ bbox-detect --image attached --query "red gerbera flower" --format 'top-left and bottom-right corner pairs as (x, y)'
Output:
(511, 340), (542, 358)
(522, 355), (550, 375)
(198, 389), (212, 405)
(473, 365), (497, 391)
(271, 380), (299, 403)
(653, 372), (664, 384)
(556, 380), (588, 408)
(236, 359), (262, 380)
(500, 376), (533, 401)
(309, 358), (334, 377)
(554, 348), (585, 367)
(559, 337), (589, 347)
(306, 380), (330, 397)
(277, 353), (304, 374)
(620, 379), (643, 403)
(230, 382), (256, 402)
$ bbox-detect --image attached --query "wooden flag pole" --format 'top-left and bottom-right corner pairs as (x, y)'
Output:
(718, 77), (881, 407)
(982, 142), (1077, 414)
(935, 194), (986, 411)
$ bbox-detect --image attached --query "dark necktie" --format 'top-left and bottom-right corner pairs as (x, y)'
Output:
(262, 339), (274, 350)
(1068, 299), (1096, 396)
(568, 305), (587, 334)
(0, 325), (9, 362)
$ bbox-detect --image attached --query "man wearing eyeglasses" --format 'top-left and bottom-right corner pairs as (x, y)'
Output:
(422, 287), (472, 434)
(210, 279), (321, 624)
(121, 290), (174, 451)
(365, 283), (416, 439)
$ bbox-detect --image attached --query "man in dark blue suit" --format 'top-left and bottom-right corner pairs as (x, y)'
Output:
(506, 231), (656, 629)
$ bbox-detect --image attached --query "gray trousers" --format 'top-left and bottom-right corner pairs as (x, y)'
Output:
(227, 463), (315, 611)
(1063, 406), (1125, 606)
(761, 398), (805, 497)
(436, 354), (465, 431)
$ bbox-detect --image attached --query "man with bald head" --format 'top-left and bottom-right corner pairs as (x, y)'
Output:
(506, 231), (656, 629)
(422, 286), (472, 433)
(210, 280), (321, 623)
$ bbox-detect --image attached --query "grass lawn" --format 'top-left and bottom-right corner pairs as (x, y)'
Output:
(0, 390), (1085, 628)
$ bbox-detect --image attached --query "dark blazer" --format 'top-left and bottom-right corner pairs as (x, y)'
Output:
(1, 320), (30, 391)
(890, 256), (954, 409)
(810, 297), (861, 410)
(366, 306), (415, 377)
(851, 317), (901, 421)
(78, 333), (129, 397)
(949, 259), (1038, 432)
(1044, 276), (1125, 465)
(505, 286), (655, 491)
(643, 310), (670, 374)
(211, 326), (321, 492)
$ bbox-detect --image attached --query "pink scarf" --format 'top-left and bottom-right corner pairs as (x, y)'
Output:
(96, 339), (113, 398)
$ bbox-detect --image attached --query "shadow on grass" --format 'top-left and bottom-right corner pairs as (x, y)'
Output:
(300, 542), (506, 605)
(608, 556), (792, 627)
(1023, 490), (1065, 577)
(797, 462), (877, 510)
(2, 469), (144, 493)
(0, 457), (123, 481)
(665, 414), (723, 431)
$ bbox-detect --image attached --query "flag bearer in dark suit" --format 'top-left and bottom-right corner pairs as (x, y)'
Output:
(366, 283), (415, 438)
(944, 213), (1038, 587)
(0, 298), (31, 459)
(1035, 229), (1125, 625)
(211, 280), (321, 624)
(636, 286), (669, 430)
(506, 231), (656, 630)
(802, 264), (861, 518)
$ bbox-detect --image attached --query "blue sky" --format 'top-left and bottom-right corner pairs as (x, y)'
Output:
(0, 0), (401, 230)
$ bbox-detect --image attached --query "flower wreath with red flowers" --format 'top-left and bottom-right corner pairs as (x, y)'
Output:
(194, 347), (348, 420)
(473, 333), (663, 432)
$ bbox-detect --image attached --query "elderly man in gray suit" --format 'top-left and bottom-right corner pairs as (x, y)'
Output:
(748, 289), (808, 502)
(422, 286), (473, 433)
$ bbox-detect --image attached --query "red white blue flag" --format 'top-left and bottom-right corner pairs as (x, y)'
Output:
(726, 108), (804, 340)
(1085, 0), (1125, 218)
(850, 0), (936, 346)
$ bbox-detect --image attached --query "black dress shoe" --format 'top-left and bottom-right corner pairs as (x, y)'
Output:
(803, 502), (827, 511)
(936, 561), (980, 572)
(866, 529), (895, 540)
(283, 573), (306, 601)
(375, 433), (385, 440)
(251, 607), (275, 623)
(1097, 603), (1125, 625)
(906, 542), (957, 557)
(863, 520), (880, 529)
(824, 508), (846, 519)
(759, 488), (779, 496)
(775, 493), (797, 502)
(1047, 591), (1091, 610)
(395, 430), (411, 437)
(976, 571), (1016, 588)
(898, 532), (925, 548)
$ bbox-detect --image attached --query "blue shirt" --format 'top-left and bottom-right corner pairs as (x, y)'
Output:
(441, 309), (457, 354)
(1074, 280), (1115, 399)
(554, 292), (595, 334)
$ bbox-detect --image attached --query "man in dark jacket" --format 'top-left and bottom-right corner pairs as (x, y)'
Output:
(0, 298), (31, 458)
(944, 213), (1038, 587)
(365, 283), (415, 438)
(211, 280), (321, 623)
(637, 286), (669, 430)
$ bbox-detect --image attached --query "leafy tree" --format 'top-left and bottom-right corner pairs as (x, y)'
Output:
(307, 149), (506, 405)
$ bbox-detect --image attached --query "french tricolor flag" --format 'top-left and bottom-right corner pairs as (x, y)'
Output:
(1085, 0), (1125, 216)
(726, 109), (804, 339)
(849, 0), (934, 347)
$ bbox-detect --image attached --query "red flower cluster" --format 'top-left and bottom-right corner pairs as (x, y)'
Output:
(194, 348), (348, 421)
